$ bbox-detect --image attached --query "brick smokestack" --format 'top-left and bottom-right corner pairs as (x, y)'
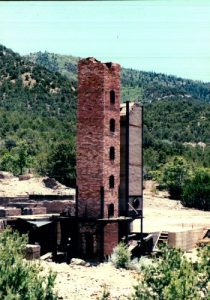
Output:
(76, 58), (121, 219)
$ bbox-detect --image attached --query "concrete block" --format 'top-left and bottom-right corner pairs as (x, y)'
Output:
(168, 228), (204, 251)
(25, 244), (41, 260)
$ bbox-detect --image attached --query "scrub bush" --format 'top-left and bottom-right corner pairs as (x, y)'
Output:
(130, 245), (209, 300)
(110, 242), (131, 269)
(182, 168), (210, 210)
(0, 228), (58, 300)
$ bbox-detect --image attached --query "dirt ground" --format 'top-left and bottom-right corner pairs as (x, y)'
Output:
(1, 175), (209, 299)
(133, 180), (210, 233)
(0, 174), (208, 232)
(41, 261), (139, 300)
(0, 172), (210, 232)
(0, 172), (75, 197)
(44, 180), (209, 300)
(43, 180), (208, 300)
(1, 174), (209, 232)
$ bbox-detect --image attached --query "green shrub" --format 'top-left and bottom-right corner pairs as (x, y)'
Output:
(110, 242), (131, 269)
(130, 245), (209, 300)
(182, 168), (210, 210)
(131, 257), (154, 273)
(0, 228), (58, 300)
(160, 156), (191, 199)
(147, 170), (162, 182)
(37, 139), (76, 187)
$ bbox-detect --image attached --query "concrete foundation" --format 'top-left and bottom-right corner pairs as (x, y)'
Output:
(168, 228), (206, 251)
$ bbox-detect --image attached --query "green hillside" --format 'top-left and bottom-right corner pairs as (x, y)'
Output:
(0, 44), (210, 185)
(0, 45), (76, 117)
(24, 50), (210, 171)
(25, 51), (210, 104)
(0, 45), (76, 184)
(25, 51), (79, 83)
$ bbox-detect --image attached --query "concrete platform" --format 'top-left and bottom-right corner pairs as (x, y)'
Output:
(131, 219), (209, 250)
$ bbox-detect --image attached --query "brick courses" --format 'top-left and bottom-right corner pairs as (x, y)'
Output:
(76, 58), (121, 258)
(103, 223), (119, 256)
(0, 207), (21, 217)
(77, 58), (120, 219)
(42, 200), (74, 214)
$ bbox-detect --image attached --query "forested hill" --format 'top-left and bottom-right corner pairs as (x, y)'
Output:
(25, 51), (210, 104)
(0, 45), (76, 119)
(0, 44), (210, 183)
(0, 44), (77, 184)
(25, 51), (210, 144)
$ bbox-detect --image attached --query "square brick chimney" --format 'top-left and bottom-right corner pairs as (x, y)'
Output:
(77, 58), (121, 220)
(76, 58), (129, 258)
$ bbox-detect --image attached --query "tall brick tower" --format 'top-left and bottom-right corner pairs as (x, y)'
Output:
(77, 58), (120, 219)
(76, 58), (125, 258)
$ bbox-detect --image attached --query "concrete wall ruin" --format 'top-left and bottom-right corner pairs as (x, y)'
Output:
(120, 102), (143, 216)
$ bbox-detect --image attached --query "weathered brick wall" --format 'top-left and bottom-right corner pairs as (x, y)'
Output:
(103, 222), (119, 256)
(23, 207), (47, 215)
(103, 64), (120, 219)
(0, 207), (21, 217)
(77, 58), (120, 219)
(42, 200), (75, 214)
